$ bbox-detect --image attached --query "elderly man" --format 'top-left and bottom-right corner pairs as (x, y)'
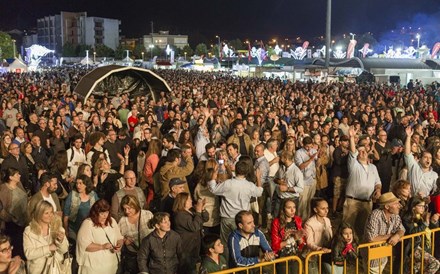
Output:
(343, 126), (382, 242)
(404, 126), (438, 197)
(111, 170), (146, 221)
(364, 192), (405, 274)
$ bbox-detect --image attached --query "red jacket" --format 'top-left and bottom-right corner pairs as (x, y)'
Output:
(430, 195), (440, 214)
(271, 216), (305, 254)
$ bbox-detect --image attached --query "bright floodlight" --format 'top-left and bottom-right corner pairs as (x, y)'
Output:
(416, 34), (420, 39)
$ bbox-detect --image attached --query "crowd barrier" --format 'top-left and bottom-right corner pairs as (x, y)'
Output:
(213, 227), (440, 274)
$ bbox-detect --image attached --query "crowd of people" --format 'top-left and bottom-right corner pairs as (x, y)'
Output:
(0, 67), (439, 274)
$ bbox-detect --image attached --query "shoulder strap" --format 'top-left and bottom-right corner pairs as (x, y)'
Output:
(69, 148), (75, 162)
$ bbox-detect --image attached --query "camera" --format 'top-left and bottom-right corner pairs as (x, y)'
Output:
(218, 159), (224, 165)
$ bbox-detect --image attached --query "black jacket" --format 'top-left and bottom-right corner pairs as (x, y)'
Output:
(173, 209), (209, 260)
(138, 230), (182, 274)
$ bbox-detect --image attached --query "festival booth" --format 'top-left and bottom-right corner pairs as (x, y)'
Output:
(6, 58), (28, 73)
(73, 65), (171, 102)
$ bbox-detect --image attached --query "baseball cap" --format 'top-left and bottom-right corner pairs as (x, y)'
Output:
(169, 178), (185, 188)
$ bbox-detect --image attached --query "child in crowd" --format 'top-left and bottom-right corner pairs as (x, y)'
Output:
(331, 222), (359, 274)
(199, 234), (228, 273)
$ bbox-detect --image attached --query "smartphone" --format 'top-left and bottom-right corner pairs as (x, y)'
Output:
(218, 159), (224, 165)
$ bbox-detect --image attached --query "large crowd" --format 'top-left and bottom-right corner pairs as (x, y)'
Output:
(0, 68), (439, 274)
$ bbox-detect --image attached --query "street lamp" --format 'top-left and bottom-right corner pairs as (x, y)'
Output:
(141, 52), (144, 61)
(149, 44), (154, 59)
(93, 51), (96, 63)
(11, 39), (16, 58)
(416, 34), (420, 49)
(184, 51), (187, 61)
(325, 0), (332, 69)
(215, 35), (221, 58)
(85, 50), (89, 69)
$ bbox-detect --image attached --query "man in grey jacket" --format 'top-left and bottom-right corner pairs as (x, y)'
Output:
(208, 159), (263, 264)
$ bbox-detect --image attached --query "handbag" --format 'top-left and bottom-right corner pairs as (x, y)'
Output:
(41, 252), (72, 274)
(59, 252), (73, 274)
(250, 197), (259, 214)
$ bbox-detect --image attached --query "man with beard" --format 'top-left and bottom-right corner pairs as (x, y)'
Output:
(27, 172), (62, 220)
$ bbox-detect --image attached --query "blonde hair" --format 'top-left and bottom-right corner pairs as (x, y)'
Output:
(29, 200), (62, 237)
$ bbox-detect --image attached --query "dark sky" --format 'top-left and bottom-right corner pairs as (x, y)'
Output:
(1, 0), (439, 45)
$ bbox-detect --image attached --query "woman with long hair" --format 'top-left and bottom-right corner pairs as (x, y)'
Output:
(21, 141), (38, 194)
(118, 195), (154, 274)
(76, 199), (124, 274)
(173, 192), (208, 274)
(23, 200), (68, 274)
(49, 127), (68, 155)
(0, 168), (28, 258)
(93, 157), (125, 203)
(0, 134), (12, 161)
(271, 198), (305, 274)
(137, 212), (182, 274)
(49, 150), (73, 202)
(401, 196), (440, 274)
(142, 139), (162, 206)
(194, 159), (221, 235)
(77, 163), (93, 179)
(331, 222), (359, 274)
(178, 129), (193, 148)
(211, 115), (228, 144)
(63, 175), (99, 240)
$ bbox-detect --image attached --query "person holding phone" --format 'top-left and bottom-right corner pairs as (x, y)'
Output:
(76, 199), (124, 274)
(173, 192), (208, 274)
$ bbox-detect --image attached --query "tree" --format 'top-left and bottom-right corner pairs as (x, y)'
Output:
(133, 44), (147, 59)
(195, 43), (208, 56)
(95, 44), (115, 57)
(115, 44), (131, 59)
(76, 44), (93, 57)
(62, 42), (76, 57)
(229, 39), (244, 51)
(182, 45), (194, 58)
(0, 32), (14, 59)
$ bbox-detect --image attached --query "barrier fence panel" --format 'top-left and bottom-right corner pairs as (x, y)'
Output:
(212, 255), (303, 274)
(304, 250), (331, 274)
(430, 227), (440, 257)
(213, 229), (440, 274)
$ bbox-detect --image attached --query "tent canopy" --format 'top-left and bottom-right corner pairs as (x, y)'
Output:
(73, 65), (171, 103)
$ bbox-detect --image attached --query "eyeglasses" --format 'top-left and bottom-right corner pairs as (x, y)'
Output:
(0, 246), (13, 254)
(416, 204), (428, 209)
(124, 177), (136, 180)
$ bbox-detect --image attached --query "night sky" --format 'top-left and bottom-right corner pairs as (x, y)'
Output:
(1, 0), (439, 45)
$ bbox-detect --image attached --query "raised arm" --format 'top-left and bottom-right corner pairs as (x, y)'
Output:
(348, 126), (357, 153)
(404, 126), (413, 156)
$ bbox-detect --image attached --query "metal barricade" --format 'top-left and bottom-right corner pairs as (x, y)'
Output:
(304, 250), (331, 274)
(355, 240), (392, 274)
(430, 227), (440, 256)
(214, 229), (440, 274)
(212, 255), (303, 274)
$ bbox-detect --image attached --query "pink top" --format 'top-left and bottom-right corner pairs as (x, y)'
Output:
(144, 154), (159, 184)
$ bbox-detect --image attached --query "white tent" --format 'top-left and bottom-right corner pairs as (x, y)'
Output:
(80, 57), (93, 65)
(8, 58), (28, 73)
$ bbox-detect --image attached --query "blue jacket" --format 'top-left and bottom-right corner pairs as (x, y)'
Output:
(228, 228), (272, 267)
